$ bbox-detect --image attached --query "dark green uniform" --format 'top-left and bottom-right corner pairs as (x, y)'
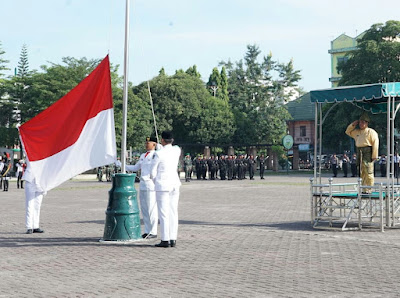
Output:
(201, 157), (208, 180)
(219, 156), (227, 180)
(259, 155), (266, 179)
(195, 157), (202, 180)
(248, 155), (256, 180)
(184, 155), (193, 182)
(227, 156), (234, 180)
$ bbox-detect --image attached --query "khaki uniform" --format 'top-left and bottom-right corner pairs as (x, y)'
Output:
(345, 123), (379, 189)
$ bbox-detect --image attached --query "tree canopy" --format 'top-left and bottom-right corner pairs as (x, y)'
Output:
(338, 20), (400, 86)
(0, 42), (302, 156)
(133, 69), (235, 147)
(220, 44), (301, 145)
(321, 21), (400, 154)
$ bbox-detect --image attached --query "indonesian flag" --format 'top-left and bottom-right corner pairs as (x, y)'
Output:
(19, 55), (117, 192)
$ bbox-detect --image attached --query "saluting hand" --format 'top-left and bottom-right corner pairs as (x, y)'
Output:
(352, 120), (359, 127)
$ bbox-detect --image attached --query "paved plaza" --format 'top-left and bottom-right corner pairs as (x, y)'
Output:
(1, 173), (400, 297)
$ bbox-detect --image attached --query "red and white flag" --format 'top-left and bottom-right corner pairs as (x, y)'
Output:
(19, 55), (116, 192)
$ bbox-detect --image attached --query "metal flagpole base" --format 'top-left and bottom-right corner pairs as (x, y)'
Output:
(102, 173), (141, 241)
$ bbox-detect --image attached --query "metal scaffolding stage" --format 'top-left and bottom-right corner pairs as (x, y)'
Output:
(309, 83), (400, 231)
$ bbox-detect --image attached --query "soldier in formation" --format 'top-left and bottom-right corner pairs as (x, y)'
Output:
(259, 154), (267, 179)
(183, 153), (193, 182)
(189, 153), (270, 181)
(342, 153), (350, 177)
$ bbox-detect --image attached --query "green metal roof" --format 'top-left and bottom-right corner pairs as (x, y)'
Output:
(310, 83), (400, 114)
(286, 92), (315, 121)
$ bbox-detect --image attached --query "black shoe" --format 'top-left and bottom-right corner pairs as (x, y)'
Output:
(143, 233), (157, 239)
(155, 241), (169, 248)
(26, 229), (33, 234)
(33, 228), (44, 233)
(170, 240), (176, 247)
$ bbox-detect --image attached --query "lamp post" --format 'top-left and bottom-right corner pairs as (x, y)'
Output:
(210, 81), (218, 97)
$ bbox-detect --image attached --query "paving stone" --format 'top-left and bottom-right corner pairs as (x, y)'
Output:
(1, 175), (400, 297)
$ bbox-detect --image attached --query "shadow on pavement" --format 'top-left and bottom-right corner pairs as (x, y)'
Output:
(0, 236), (154, 247)
(179, 220), (314, 231)
(68, 220), (105, 224)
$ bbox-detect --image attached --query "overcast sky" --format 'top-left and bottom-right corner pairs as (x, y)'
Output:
(1, 0), (400, 91)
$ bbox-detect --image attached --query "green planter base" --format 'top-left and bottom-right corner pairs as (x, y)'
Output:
(102, 173), (141, 241)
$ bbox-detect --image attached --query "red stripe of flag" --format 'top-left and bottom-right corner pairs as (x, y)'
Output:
(19, 55), (113, 162)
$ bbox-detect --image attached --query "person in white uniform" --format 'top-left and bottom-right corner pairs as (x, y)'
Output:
(23, 164), (45, 234)
(126, 137), (158, 239)
(151, 131), (181, 248)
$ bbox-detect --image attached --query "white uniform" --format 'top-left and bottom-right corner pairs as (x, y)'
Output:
(126, 150), (158, 236)
(150, 144), (181, 241)
(23, 166), (45, 230)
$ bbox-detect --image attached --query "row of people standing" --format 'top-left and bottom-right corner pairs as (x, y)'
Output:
(330, 152), (400, 178)
(330, 153), (357, 178)
(377, 154), (400, 178)
(184, 154), (268, 182)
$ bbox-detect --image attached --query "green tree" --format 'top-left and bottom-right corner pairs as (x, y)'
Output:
(219, 66), (229, 101)
(185, 65), (201, 79)
(158, 67), (166, 77)
(338, 20), (400, 85)
(133, 71), (235, 145)
(10, 44), (32, 124)
(220, 44), (301, 145)
(0, 42), (16, 147)
(196, 96), (235, 144)
(323, 21), (400, 153)
(0, 41), (9, 78)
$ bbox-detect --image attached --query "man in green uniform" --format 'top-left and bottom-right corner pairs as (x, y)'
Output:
(219, 155), (227, 180)
(201, 156), (208, 180)
(227, 155), (234, 180)
(345, 112), (379, 193)
(248, 155), (256, 180)
(258, 154), (266, 179)
(183, 153), (193, 182)
(195, 155), (202, 180)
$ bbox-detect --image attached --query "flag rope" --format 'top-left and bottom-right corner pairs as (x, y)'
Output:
(147, 81), (159, 143)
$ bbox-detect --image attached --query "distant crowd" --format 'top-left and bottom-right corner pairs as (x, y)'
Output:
(328, 152), (400, 178)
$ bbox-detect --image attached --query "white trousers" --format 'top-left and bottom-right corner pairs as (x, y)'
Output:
(156, 188), (180, 241)
(25, 181), (44, 230)
(139, 189), (158, 235)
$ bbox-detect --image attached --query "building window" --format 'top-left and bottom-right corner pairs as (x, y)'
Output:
(337, 56), (349, 74)
(300, 126), (306, 137)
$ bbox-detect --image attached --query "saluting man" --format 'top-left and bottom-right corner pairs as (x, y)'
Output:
(345, 112), (379, 193)
(151, 131), (181, 248)
(126, 137), (158, 239)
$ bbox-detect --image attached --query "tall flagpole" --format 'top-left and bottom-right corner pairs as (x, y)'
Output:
(101, 0), (142, 242)
(121, 0), (130, 174)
